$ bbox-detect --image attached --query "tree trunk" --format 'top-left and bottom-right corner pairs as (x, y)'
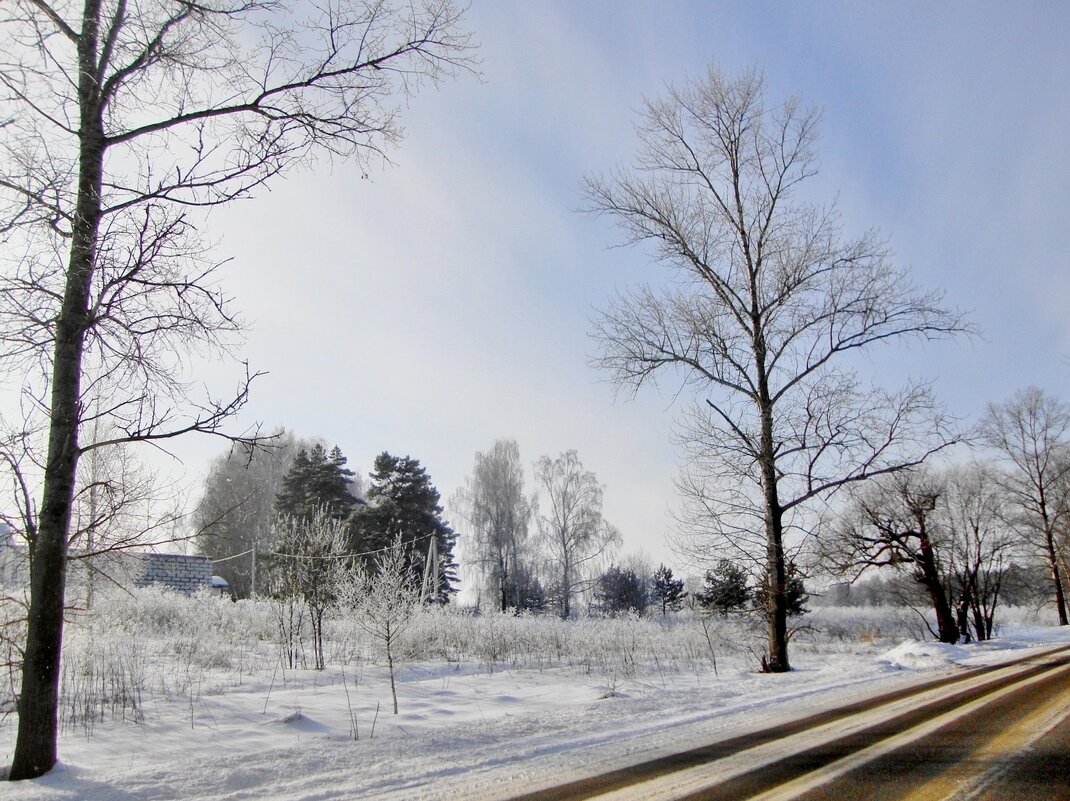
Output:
(11, 4), (105, 776)
(971, 603), (988, 643)
(9, 181), (92, 773)
(916, 535), (958, 644)
(762, 487), (789, 672)
(560, 560), (571, 620)
(386, 635), (398, 715)
(955, 597), (972, 643)
(757, 398), (789, 673)
(1044, 532), (1069, 626)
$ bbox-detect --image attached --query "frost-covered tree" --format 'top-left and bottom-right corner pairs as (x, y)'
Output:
(534, 450), (620, 618)
(195, 431), (304, 598)
(452, 440), (536, 612)
(270, 508), (349, 670)
(346, 536), (419, 714)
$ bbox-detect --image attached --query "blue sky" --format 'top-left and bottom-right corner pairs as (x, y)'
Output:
(178, 1), (1070, 573)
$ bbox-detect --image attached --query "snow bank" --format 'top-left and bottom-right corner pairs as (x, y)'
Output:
(877, 640), (971, 671)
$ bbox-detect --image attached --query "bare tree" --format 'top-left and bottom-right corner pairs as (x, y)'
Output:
(827, 470), (959, 644)
(944, 462), (1015, 641)
(346, 535), (419, 715)
(0, 0), (474, 778)
(828, 463), (1016, 643)
(266, 540), (307, 673)
(195, 430), (305, 599)
(69, 421), (186, 608)
(270, 507), (349, 671)
(981, 387), (1070, 625)
(586, 67), (966, 671)
(452, 439), (536, 612)
(534, 450), (620, 618)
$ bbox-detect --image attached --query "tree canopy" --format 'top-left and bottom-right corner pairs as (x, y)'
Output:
(275, 444), (360, 522)
(587, 67), (966, 671)
(349, 452), (458, 602)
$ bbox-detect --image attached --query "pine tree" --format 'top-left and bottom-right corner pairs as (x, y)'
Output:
(594, 565), (649, 616)
(503, 563), (548, 613)
(348, 452), (458, 602)
(650, 563), (687, 615)
(274, 444), (359, 521)
(754, 561), (810, 617)
(697, 559), (750, 617)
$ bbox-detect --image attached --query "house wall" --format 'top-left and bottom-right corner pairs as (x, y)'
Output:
(133, 553), (213, 595)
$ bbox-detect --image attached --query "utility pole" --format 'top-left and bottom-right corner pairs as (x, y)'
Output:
(250, 541), (257, 598)
(419, 537), (440, 604)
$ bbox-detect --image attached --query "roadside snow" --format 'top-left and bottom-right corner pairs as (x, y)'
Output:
(2, 623), (1068, 800)
(878, 641), (972, 670)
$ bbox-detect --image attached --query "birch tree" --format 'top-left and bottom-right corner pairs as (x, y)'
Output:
(0, 0), (474, 778)
(534, 450), (619, 618)
(452, 439), (536, 612)
(587, 67), (965, 672)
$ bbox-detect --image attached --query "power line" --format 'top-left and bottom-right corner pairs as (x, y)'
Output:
(265, 530), (440, 561)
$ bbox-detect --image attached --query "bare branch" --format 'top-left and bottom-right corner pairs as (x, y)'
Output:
(588, 66), (968, 672)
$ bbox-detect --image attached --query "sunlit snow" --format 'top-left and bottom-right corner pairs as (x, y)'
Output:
(2, 590), (1066, 801)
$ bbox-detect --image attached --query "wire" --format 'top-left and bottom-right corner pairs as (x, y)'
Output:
(268, 530), (440, 561)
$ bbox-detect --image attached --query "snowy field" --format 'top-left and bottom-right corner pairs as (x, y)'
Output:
(1, 589), (1067, 801)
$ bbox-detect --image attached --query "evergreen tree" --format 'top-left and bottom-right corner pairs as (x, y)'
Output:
(754, 561), (810, 617)
(348, 452), (458, 602)
(650, 564), (687, 615)
(697, 559), (751, 617)
(503, 563), (548, 613)
(594, 565), (649, 616)
(274, 444), (359, 521)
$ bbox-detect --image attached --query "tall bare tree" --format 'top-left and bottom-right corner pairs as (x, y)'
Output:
(534, 450), (619, 618)
(981, 387), (1070, 625)
(452, 439), (535, 612)
(0, 0), (474, 778)
(195, 431), (305, 599)
(942, 462), (1014, 641)
(587, 68), (965, 671)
